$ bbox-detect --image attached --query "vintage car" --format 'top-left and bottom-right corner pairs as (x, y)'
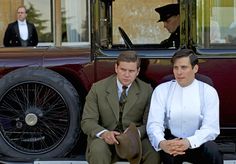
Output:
(0, 0), (235, 162)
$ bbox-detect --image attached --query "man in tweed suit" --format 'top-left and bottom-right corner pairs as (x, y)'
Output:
(81, 51), (160, 164)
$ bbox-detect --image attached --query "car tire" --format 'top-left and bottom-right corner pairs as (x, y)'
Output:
(0, 67), (81, 159)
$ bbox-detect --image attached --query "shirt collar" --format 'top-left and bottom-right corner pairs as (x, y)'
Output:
(18, 20), (27, 25)
(176, 78), (197, 89)
(116, 78), (131, 92)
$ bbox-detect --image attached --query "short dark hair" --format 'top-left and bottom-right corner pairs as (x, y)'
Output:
(116, 51), (141, 68)
(171, 49), (198, 68)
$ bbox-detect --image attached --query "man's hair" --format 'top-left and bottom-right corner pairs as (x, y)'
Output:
(116, 51), (141, 68)
(171, 49), (198, 68)
(17, 6), (27, 13)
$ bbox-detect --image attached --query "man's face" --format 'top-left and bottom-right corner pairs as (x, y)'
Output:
(163, 15), (180, 33)
(115, 61), (140, 86)
(173, 56), (198, 87)
(17, 7), (27, 21)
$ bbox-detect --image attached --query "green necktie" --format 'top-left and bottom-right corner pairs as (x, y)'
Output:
(119, 86), (127, 109)
(116, 86), (127, 132)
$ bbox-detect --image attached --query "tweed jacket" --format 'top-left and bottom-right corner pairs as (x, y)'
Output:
(3, 21), (38, 47)
(81, 74), (153, 148)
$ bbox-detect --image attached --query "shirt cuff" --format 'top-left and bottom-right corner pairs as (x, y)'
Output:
(187, 136), (200, 149)
(149, 134), (165, 151)
(96, 129), (108, 138)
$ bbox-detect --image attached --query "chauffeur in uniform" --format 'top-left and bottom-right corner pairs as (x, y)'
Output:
(3, 6), (38, 47)
(155, 3), (180, 48)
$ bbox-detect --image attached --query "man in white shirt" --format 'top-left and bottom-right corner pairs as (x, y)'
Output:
(147, 49), (223, 164)
(3, 6), (38, 47)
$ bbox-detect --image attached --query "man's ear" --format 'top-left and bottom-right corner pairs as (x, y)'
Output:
(115, 63), (118, 74)
(193, 64), (199, 73)
(137, 67), (140, 76)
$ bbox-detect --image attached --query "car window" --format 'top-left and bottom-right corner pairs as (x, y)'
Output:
(112, 0), (178, 45)
(197, 0), (236, 48)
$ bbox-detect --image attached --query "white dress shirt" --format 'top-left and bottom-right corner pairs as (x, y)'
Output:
(18, 20), (28, 40)
(147, 79), (220, 151)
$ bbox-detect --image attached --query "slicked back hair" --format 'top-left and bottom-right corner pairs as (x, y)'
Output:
(171, 49), (198, 68)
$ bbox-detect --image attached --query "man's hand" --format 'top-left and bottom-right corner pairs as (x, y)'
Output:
(170, 138), (190, 156)
(101, 131), (120, 145)
(160, 138), (180, 155)
(160, 138), (190, 156)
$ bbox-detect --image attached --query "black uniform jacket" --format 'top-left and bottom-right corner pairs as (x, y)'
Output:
(3, 21), (38, 47)
(160, 26), (180, 48)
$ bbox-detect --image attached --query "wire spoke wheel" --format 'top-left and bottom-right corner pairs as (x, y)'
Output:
(0, 67), (80, 158)
(0, 82), (69, 153)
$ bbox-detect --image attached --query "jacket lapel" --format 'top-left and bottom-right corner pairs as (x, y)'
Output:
(123, 81), (139, 116)
(27, 22), (32, 37)
(13, 22), (20, 36)
(106, 77), (120, 121)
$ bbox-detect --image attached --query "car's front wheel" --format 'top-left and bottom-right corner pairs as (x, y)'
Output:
(0, 67), (81, 159)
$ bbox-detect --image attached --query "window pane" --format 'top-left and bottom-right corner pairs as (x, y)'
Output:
(24, 0), (53, 43)
(61, 0), (89, 43)
(197, 0), (236, 48)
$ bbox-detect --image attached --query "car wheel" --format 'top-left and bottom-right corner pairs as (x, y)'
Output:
(0, 67), (81, 158)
